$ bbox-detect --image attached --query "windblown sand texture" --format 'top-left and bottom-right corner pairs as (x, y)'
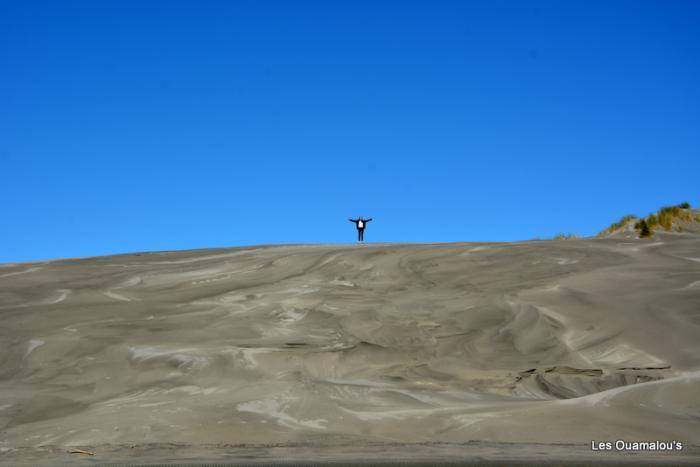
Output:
(1, 232), (699, 463)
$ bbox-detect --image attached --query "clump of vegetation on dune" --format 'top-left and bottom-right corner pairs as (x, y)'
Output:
(635, 219), (652, 238)
(598, 214), (638, 236)
(552, 233), (580, 240)
(601, 202), (697, 238)
(646, 204), (694, 231)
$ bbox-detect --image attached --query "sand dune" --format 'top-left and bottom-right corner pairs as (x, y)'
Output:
(1, 235), (699, 464)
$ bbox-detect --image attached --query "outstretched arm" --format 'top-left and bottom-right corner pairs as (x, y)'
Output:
(348, 219), (356, 223)
(366, 218), (373, 222)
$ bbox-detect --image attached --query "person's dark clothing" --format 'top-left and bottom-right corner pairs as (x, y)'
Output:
(349, 218), (372, 242)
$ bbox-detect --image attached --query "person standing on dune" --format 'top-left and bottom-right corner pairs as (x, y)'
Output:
(349, 216), (372, 242)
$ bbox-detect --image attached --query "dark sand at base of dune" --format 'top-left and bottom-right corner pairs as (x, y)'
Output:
(3, 441), (700, 466)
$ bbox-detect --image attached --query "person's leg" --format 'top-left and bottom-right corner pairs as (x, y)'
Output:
(357, 229), (361, 241)
(360, 229), (364, 241)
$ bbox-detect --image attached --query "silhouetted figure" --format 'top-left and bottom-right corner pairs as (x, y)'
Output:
(349, 216), (373, 242)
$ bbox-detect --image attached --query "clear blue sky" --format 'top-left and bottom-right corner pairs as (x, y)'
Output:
(2, 1), (699, 262)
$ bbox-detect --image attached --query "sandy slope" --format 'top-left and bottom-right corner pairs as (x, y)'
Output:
(1, 234), (699, 464)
